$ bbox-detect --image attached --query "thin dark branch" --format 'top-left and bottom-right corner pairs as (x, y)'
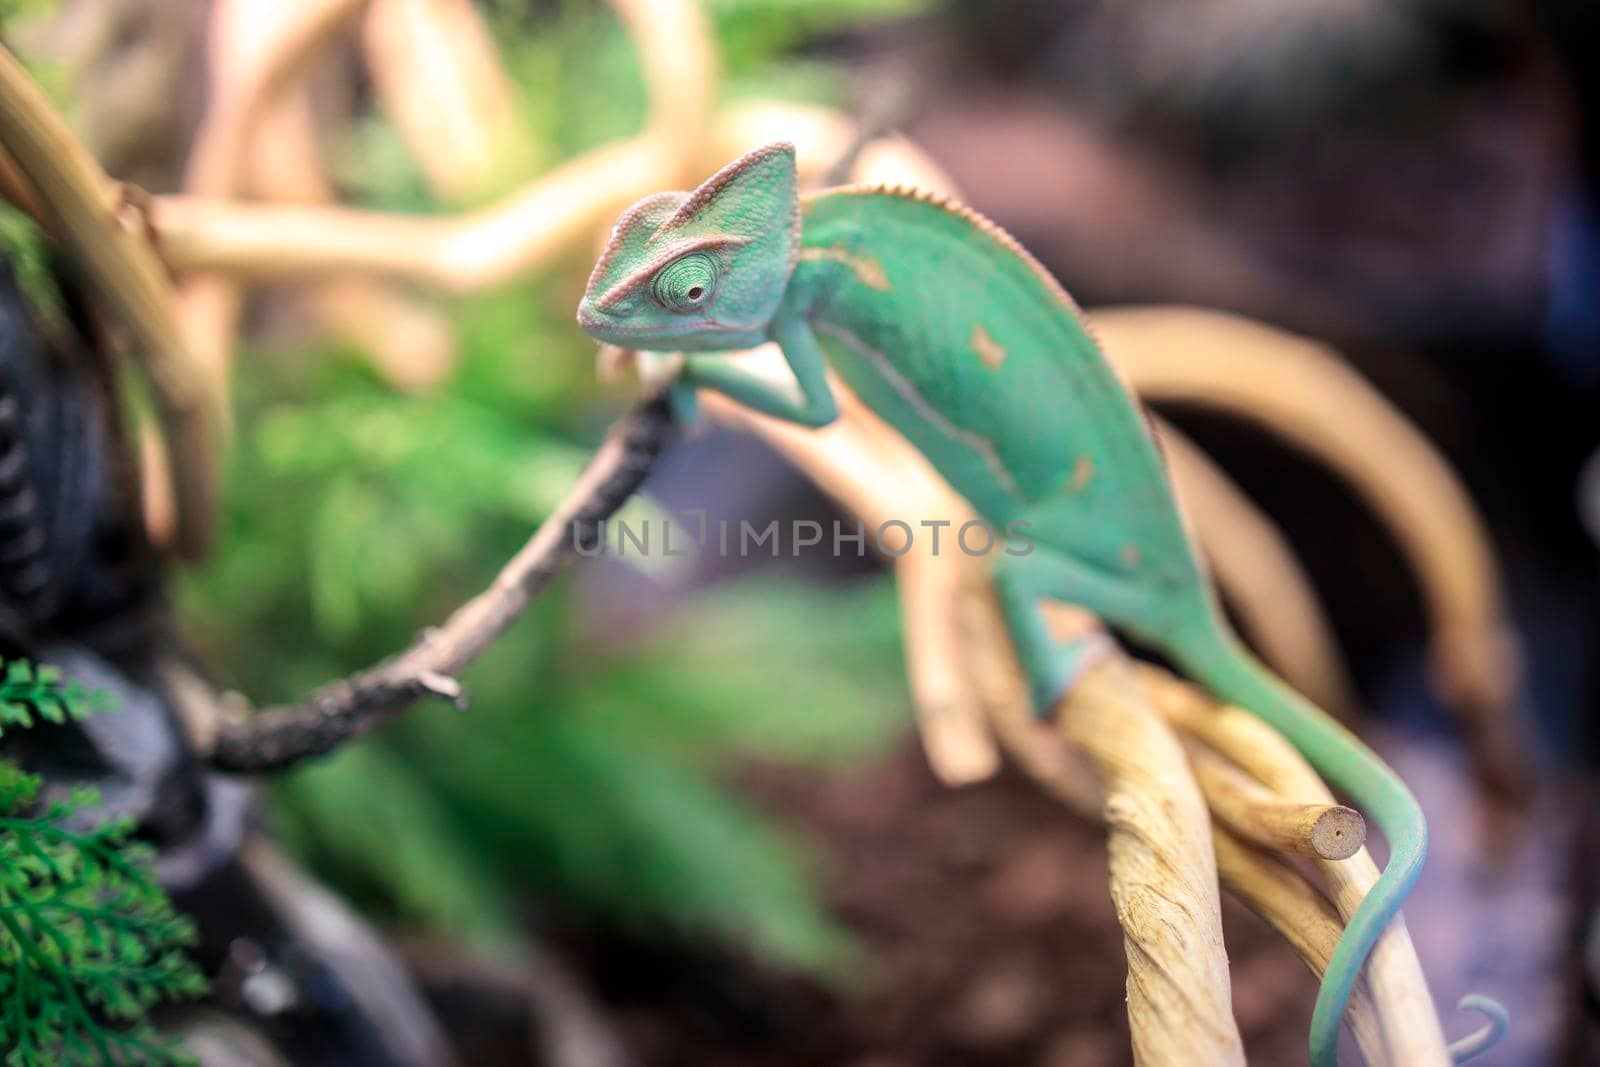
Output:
(207, 395), (673, 772)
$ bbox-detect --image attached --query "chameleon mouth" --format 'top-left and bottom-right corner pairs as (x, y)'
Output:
(574, 311), (752, 343)
(574, 299), (609, 335)
(575, 317), (661, 342)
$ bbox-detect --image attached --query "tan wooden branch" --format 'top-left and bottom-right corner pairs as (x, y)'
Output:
(1210, 827), (1387, 1064)
(249, 75), (457, 391)
(1095, 306), (1527, 792)
(1139, 667), (1451, 1066)
(949, 573), (1241, 1062)
(1059, 656), (1245, 1066)
(181, 0), (372, 391)
(362, 0), (535, 203)
(1157, 418), (1359, 717)
(698, 364), (1003, 784)
(616, 0), (717, 164)
(0, 43), (218, 558)
(706, 100), (962, 193)
(152, 0), (714, 293)
(986, 713), (1390, 1064)
(960, 579), (1377, 1064)
(968, 590), (1405, 1066)
(1189, 745), (1365, 860)
(146, 101), (951, 287)
(697, 365), (1004, 784)
(184, 0), (370, 200)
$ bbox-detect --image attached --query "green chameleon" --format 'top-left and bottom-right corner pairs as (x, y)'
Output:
(576, 142), (1505, 1066)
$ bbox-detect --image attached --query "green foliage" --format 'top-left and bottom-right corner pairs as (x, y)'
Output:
(0, 659), (111, 736)
(493, 3), (652, 164)
(329, 118), (439, 214)
(0, 205), (64, 323)
(707, 0), (930, 79)
(368, 577), (906, 974)
(0, 692), (206, 1064)
(268, 741), (519, 948)
(269, 581), (906, 972)
(0, 0), (58, 28)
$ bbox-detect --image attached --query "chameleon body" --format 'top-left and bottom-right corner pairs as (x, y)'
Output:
(577, 143), (1501, 1066)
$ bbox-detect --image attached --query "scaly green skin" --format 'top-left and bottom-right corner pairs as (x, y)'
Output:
(577, 143), (1499, 1066)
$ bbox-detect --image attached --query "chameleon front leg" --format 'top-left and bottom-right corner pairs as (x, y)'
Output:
(678, 311), (840, 428)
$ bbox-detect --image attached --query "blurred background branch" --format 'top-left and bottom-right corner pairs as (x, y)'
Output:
(0, 42), (217, 557)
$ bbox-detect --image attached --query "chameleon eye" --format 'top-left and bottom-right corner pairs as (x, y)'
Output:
(652, 253), (719, 312)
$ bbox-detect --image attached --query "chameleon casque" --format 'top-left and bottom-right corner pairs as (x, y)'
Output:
(576, 142), (1503, 1065)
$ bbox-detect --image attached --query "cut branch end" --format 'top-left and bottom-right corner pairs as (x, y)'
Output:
(1310, 805), (1366, 860)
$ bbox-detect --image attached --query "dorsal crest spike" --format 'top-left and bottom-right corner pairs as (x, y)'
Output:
(830, 180), (1093, 324)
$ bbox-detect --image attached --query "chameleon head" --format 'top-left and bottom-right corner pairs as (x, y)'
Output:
(577, 142), (800, 352)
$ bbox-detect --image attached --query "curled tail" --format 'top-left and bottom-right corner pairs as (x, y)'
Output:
(1449, 994), (1509, 1062)
(1170, 615), (1505, 1067)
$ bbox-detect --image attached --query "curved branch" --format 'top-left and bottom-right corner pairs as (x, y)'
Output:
(184, 0), (370, 200)
(153, 138), (666, 291)
(178, 0), (372, 398)
(698, 365), (1005, 785)
(152, 0), (715, 293)
(958, 587), (1242, 1063)
(207, 395), (672, 772)
(250, 58), (456, 390)
(1095, 306), (1526, 792)
(1189, 745), (1364, 860)
(1139, 666), (1452, 1066)
(973, 593), (1425, 1065)
(0, 44), (218, 558)
(705, 99), (961, 193)
(1061, 658), (1245, 1065)
(616, 0), (716, 160)
(1157, 418), (1359, 716)
(1210, 827), (1387, 1064)
(361, 0), (535, 203)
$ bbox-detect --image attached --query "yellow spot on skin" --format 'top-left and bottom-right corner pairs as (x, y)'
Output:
(1068, 455), (1094, 493)
(971, 324), (1007, 369)
(798, 246), (891, 290)
(1121, 544), (1142, 569)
